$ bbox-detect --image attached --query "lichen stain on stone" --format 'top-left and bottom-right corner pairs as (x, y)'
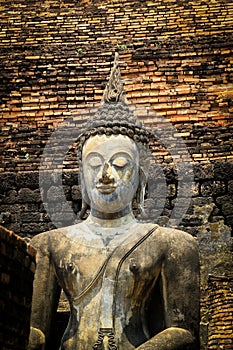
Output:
(194, 203), (215, 225)
(209, 221), (228, 240)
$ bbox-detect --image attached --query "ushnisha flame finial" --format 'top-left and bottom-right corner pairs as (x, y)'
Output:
(76, 52), (151, 154)
(102, 52), (127, 104)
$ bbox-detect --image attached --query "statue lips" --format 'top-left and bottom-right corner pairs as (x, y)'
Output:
(96, 184), (117, 194)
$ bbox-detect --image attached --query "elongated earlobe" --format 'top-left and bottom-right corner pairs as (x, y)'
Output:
(135, 168), (147, 215)
(79, 166), (90, 219)
(79, 201), (89, 219)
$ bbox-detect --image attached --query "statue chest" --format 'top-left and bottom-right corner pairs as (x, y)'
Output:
(51, 235), (163, 305)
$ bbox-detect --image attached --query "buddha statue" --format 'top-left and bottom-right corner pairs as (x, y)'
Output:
(28, 53), (199, 350)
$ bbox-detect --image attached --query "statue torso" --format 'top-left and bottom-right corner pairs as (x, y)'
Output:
(47, 221), (167, 350)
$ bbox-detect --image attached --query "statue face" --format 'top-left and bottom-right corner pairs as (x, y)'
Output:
(82, 134), (139, 214)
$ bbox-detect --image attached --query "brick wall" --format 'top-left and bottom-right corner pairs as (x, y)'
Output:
(0, 225), (36, 350)
(207, 275), (233, 349)
(1, 0), (233, 172)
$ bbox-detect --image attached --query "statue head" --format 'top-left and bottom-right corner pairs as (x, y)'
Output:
(77, 53), (151, 219)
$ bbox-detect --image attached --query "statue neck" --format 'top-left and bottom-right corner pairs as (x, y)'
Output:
(91, 206), (131, 220)
(88, 207), (136, 228)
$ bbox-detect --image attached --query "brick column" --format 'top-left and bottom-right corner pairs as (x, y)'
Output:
(207, 275), (233, 350)
(0, 226), (36, 350)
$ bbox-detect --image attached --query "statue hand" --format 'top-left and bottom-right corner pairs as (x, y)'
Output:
(57, 260), (79, 296)
(27, 327), (45, 350)
(135, 327), (194, 350)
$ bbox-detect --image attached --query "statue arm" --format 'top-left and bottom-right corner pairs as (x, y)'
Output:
(137, 229), (200, 350)
(161, 230), (199, 341)
(28, 232), (61, 350)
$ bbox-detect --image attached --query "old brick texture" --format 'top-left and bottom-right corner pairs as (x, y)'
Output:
(207, 275), (233, 350)
(0, 0), (233, 172)
(0, 225), (36, 350)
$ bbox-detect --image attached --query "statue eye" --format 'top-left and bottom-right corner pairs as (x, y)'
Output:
(112, 157), (128, 168)
(88, 156), (102, 168)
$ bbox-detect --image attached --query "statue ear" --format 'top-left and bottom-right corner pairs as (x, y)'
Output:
(135, 168), (147, 215)
(134, 143), (150, 215)
(79, 166), (90, 219)
(79, 201), (89, 219)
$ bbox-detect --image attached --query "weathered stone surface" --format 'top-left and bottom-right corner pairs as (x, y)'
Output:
(71, 185), (82, 200)
(216, 195), (233, 206)
(193, 164), (214, 181)
(200, 181), (214, 197)
(225, 215), (233, 226)
(16, 172), (39, 190)
(0, 173), (16, 191)
(214, 162), (233, 181)
(18, 188), (41, 204)
(3, 189), (18, 204)
(228, 180), (233, 194)
(20, 212), (41, 223)
(222, 202), (233, 216)
(212, 181), (226, 197)
(0, 211), (11, 225)
(62, 172), (79, 186)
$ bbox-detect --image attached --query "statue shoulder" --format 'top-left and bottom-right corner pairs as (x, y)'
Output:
(158, 225), (197, 244)
(145, 222), (196, 243)
(30, 230), (50, 249)
(30, 227), (67, 252)
(158, 226), (199, 265)
(150, 224), (198, 256)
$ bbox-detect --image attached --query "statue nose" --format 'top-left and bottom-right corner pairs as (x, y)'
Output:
(99, 162), (114, 184)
